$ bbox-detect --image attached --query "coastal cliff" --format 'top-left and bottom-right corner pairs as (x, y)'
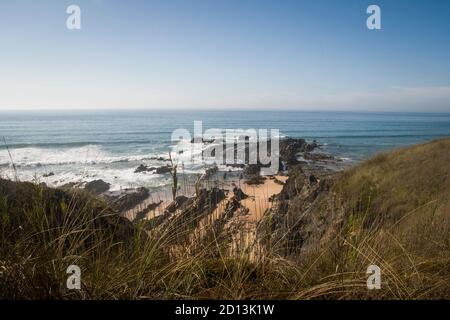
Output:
(0, 138), (449, 299)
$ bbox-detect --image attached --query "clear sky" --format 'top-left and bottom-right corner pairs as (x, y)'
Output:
(1, 0), (450, 111)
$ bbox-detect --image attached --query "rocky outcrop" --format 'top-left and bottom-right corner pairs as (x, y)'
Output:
(134, 164), (172, 174)
(84, 179), (110, 195)
(210, 197), (249, 238)
(149, 156), (168, 161)
(303, 152), (334, 162)
(163, 188), (226, 244)
(245, 175), (266, 185)
(165, 195), (190, 213)
(187, 136), (323, 177)
(133, 201), (163, 222)
(43, 172), (55, 178)
(258, 165), (340, 257)
(144, 211), (171, 230)
(134, 164), (155, 173)
(279, 138), (319, 166)
(272, 176), (285, 185)
(243, 164), (266, 185)
(107, 187), (150, 212)
(244, 164), (260, 176)
(233, 186), (248, 201)
(155, 165), (172, 174)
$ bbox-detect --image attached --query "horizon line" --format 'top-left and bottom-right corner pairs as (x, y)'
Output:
(1, 107), (450, 115)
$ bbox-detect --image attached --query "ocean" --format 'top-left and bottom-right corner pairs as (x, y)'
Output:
(1, 110), (449, 191)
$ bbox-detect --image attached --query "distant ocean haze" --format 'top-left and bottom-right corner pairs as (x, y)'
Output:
(1, 110), (449, 190)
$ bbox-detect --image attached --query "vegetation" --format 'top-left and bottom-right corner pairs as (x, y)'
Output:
(0, 139), (449, 299)
(168, 152), (178, 201)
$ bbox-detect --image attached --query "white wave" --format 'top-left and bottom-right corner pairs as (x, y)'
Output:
(0, 141), (245, 191)
(0, 145), (157, 167)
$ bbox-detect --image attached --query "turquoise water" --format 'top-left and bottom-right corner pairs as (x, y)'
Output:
(1, 110), (449, 189)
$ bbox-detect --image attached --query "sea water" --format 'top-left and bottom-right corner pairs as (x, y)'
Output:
(1, 110), (449, 190)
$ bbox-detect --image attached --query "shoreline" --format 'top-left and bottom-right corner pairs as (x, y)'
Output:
(114, 137), (348, 225)
(1, 137), (449, 299)
(0, 137), (349, 223)
(0, 135), (356, 255)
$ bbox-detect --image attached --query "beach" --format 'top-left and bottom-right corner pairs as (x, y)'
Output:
(2, 110), (450, 192)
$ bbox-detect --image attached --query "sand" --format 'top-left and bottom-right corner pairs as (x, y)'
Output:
(123, 174), (287, 231)
(240, 176), (287, 222)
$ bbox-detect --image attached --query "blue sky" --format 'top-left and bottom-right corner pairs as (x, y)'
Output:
(0, 0), (450, 111)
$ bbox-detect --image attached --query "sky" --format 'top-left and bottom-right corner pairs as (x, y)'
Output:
(0, 0), (450, 112)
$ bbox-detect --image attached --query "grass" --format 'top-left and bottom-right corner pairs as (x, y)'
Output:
(0, 138), (449, 299)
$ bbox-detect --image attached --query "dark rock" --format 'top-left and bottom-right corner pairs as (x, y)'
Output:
(144, 212), (171, 230)
(279, 138), (307, 166)
(233, 187), (248, 201)
(165, 195), (190, 213)
(258, 165), (337, 256)
(133, 201), (163, 222)
(309, 174), (318, 184)
(135, 164), (158, 173)
(109, 187), (150, 212)
(222, 197), (243, 219)
(150, 156), (168, 161)
(189, 136), (321, 174)
(43, 172), (55, 178)
(303, 142), (318, 152)
(163, 188), (226, 244)
(273, 177), (285, 186)
(244, 164), (261, 176)
(135, 164), (147, 173)
(245, 175), (266, 185)
(155, 165), (172, 174)
(303, 153), (334, 162)
(84, 180), (110, 195)
(135, 164), (148, 173)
